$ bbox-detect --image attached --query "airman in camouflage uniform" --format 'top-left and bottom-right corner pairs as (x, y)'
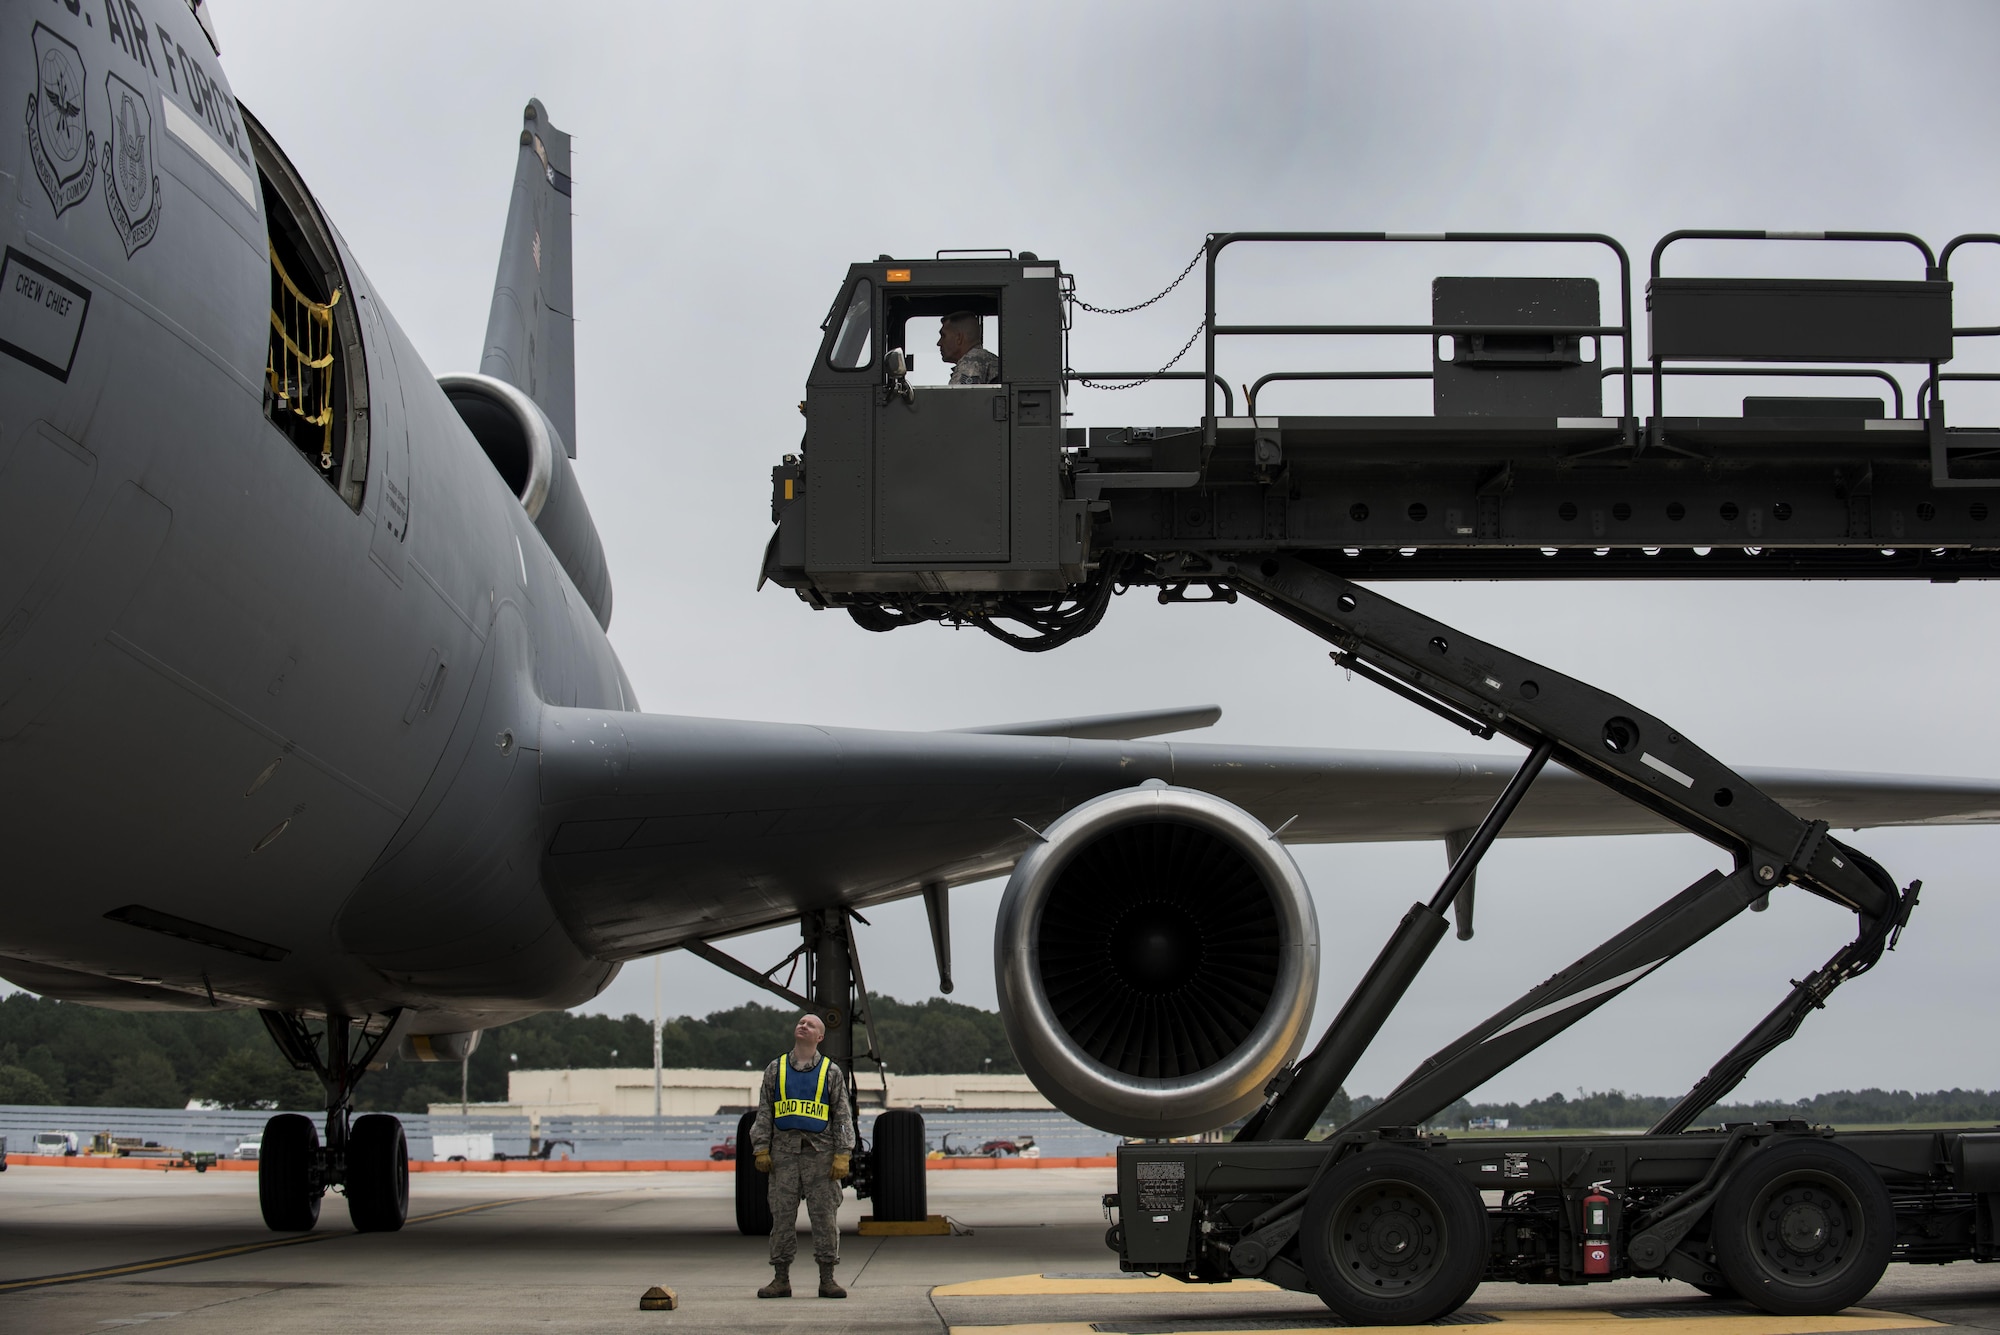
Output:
(939, 311), (1002, 385)
(751, 1012), (856, 1299)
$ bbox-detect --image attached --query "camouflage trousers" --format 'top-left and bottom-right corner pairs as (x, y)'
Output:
(767, 1135), (842, 1265)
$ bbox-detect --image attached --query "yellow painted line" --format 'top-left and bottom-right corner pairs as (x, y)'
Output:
(934, 1272), (1277, 1296)
(945, 1308), (1938, 1335)
(1477, 1312), (1938, 1335)
(0, 1196), (542, 1292)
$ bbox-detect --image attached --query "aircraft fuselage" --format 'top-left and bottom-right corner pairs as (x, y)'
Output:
(0, 0), (624, 1031)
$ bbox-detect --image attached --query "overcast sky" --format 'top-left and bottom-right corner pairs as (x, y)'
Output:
(163, 1), (2000, 1104)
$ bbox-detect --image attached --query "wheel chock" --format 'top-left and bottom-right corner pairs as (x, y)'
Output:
(858, 1214), (952, 1235)
(638, 1285), (679, 1310)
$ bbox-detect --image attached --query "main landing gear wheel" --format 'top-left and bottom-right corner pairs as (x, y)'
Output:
(734, 1109), (774, 1237)
(869, 1109), (927, 1223)
(1712, 1138), (1893, 1316)
(258, 1113), (322, 1232)
(347, 1113), (409, 1232)
(1299, 1147), (1488, 1326)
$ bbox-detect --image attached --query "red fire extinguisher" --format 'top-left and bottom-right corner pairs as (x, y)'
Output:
(1581, 1189), (1613, 1276)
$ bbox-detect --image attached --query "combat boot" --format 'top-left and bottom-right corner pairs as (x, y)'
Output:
(818, 1260), (847, 1298)
(757, 1263), (791, 1298)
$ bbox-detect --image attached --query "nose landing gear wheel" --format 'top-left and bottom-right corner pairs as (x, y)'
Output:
(734, 1109), (774, 1237)
(1713, 1138), (1893, 1316)
(347, 1114), (409, 1232)
(1299, 1147), (1487, 1325)
(868, 1109), (928, 1223)
(258, 1113), (323, 1233)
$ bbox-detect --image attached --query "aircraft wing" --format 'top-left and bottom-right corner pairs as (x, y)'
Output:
(951, 704), (1222, 740)
(533, 708), (2000, 961)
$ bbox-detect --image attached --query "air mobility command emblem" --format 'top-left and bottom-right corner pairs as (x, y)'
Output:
(27, 24), (96, 218)
(102, 74), (162, 257)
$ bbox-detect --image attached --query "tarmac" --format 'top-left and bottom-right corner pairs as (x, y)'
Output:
(2, 1164), (1997, 1335)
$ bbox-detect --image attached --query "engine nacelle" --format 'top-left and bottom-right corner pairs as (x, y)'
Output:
(439, 372), (613, 629)
(995, 785), (1319, 1138)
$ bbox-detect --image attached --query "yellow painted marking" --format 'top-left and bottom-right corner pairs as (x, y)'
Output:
(944, 1308), (1938, 1335)
(935, 1272), (1276, 1296)
(0, 1196), (541, 1292)
(1477, 1312), (1939, 1335)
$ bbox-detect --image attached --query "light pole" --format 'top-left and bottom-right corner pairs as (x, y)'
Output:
(653, 955), (664, 1121)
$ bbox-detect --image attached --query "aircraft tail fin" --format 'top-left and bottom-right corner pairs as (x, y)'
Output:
(481, 99), (576, 456)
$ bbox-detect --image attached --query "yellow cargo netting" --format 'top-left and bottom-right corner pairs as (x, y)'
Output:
(265, 246), (341, 469)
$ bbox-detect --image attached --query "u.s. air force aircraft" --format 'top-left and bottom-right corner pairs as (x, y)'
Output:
(3, 0), (1996, 1235)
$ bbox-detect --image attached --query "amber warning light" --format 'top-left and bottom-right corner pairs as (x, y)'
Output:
(886, 269), (911, 282)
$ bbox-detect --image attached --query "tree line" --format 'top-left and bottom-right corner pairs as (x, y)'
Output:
(1442, 1086), (2000, 1130)
(0, 992), (1018, 1112)
(2, 991), (1993, 1126)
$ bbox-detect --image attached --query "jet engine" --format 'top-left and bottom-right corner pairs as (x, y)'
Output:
(439, 372), (613, 629)
(994, 785), (1319, 1138)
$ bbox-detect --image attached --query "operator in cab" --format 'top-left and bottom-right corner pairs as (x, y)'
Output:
(750, 1012), (857, 1299)
(939, 311), (1001, 385)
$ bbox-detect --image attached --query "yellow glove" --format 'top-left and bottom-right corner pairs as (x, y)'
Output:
(831, 1153), (850, 1180)
(754, 1150), (772, 1173)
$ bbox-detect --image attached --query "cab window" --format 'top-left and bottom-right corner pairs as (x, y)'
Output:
(885, 291), (1001, 386)
(826, 278), (874, 370)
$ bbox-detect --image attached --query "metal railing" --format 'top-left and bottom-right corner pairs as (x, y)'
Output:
(1607, 366), (1907, 419)
(1924, 234), (2000, 421)
(1065, 370), (1234, 417)
(1204, 230), (1997, 429)
(1203, 232), (1636, 451)
(1245, 369), (1433, 417)
(1648, 230), (1939, 421)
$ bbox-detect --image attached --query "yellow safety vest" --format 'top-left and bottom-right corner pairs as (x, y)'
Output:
(773, 1055), (831, 1132)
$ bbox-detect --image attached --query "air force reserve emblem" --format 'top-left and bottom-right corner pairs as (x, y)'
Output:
(27, 24), (96, 218)
(102, 74), (162, 258)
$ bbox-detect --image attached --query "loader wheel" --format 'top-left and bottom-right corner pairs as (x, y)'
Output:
(1299, 1146), (1488, 1325)
(1713, 1138), (1892, 1315)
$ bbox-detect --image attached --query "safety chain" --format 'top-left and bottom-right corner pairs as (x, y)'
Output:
(1070, 243), (1206, 315)
(1075, 318), (1207, 390)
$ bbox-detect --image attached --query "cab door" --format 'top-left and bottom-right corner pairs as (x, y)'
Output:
(872, 387), (1009, 562)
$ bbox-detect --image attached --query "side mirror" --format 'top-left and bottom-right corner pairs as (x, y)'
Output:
(881, 347), (915, 405)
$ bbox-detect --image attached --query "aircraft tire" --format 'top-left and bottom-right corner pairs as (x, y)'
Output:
(1712, 1138), (1893, 1315)
(1299, 1146), (1487, 1325)
(734, 1109), (773, 1237)
(258, 1113), (322, 1233)
(346, 1114), (410, 1233)
(870, 1109), (927, 1223)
